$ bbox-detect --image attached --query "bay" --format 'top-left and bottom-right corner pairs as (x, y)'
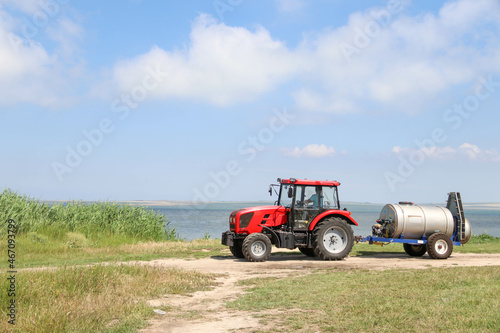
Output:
(151, 202), (500, 241)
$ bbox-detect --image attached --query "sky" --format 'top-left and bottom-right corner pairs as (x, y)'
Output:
(1, 0), (500, 204)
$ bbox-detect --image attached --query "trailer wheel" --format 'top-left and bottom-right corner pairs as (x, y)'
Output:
(230, 239), (245, 258)
(242, 233), (272, 262)
(426, 233), (453, 259)
(403, 243), (427, 257)
(298, 247), (316, 257)
(312, 217), (354, 260)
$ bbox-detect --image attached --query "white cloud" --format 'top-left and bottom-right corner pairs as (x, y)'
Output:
(106, 0), (500, 112)
(284, 144), (336, 158)
(0, 3), (84, 107)
(0, 29), (58, 106)
(391, 143), (500, 161)
(458, 143), (500, 161)
(293, 0), (500, 113)
(110, 14), (300, 106)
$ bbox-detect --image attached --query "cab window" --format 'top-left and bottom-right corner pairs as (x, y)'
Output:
(322, 186), (339, 209)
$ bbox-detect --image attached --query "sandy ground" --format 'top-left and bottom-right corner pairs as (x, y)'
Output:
(139, 250), (500, 333)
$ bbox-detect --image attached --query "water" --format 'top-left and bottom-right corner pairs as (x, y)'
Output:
(152, 202), (500, 241)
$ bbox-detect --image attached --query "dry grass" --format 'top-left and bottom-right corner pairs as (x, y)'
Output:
(117, 239), (225, 255)
(0, 264), (217, 333)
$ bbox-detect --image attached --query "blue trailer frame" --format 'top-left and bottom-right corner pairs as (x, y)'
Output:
(359, 235), (463, 247)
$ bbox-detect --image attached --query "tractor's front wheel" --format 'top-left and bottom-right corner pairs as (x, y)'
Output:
(230, 239), (245, 258)
(242, 233), (272, 262)
(299, 247), (316, 257)
(312, 217), (354, 260)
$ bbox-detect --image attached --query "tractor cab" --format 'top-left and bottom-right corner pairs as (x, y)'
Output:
(276, 178), (341, 230)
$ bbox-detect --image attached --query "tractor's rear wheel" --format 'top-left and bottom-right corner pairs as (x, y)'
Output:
(230, 239), (244, 258)
(312, 217), (354, 260)
(299, 247), (316, 257)
(403, 243), (427, 257)
(242, 233), (272, 262)
(427, 233), (453, 259)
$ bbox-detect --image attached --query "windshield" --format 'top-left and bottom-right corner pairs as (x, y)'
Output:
(278, 184), (293, 207)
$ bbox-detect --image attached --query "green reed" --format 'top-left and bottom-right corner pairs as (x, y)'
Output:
(0, 189), (176, 241)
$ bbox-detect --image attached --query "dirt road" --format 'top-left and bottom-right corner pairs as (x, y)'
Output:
(140, 251), (500, 333)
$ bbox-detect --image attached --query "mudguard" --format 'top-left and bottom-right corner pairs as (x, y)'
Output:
(309, 210), (358, 231)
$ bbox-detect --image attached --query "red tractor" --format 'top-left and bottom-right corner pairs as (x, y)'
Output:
(221, 178), (358, 262)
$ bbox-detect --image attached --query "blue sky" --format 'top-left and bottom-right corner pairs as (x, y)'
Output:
(1, 0), (500, 204)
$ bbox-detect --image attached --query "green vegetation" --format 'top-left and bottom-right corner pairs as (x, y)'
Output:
(0, 190), (227, 332)
(0, 189), (176, 241)
(468, 233), (500, 243)
(229, 266), (500, 332)
(456, 233), (500, 253)
(0, 189), (228, 269)
(0, 236), (227, 269)
(0, 264), (216, 333)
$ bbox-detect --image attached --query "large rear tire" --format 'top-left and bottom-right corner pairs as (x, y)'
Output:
(427, 233), (453, 259)
(312, 217), (354, 260)
(230, 239), (245, 258)
(242, 233), (272, 262)
(403, 243), (427, 257)
(298, 247), (316, 257)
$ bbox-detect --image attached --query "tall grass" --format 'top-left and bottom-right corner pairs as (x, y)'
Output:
(0, 189), (176, 241)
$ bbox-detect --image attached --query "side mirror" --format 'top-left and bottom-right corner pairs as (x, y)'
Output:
(268, 186), (273, 196)
(287, 187), (293, 198)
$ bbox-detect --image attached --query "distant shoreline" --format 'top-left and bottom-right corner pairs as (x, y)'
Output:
(41, 200), (500, 210)
(122, 200), (196, 207)
(120, 200), (275, 207)
(463, 203), (500, 209)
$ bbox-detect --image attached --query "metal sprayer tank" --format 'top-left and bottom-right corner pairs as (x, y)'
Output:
(378, 201), (471, 243)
